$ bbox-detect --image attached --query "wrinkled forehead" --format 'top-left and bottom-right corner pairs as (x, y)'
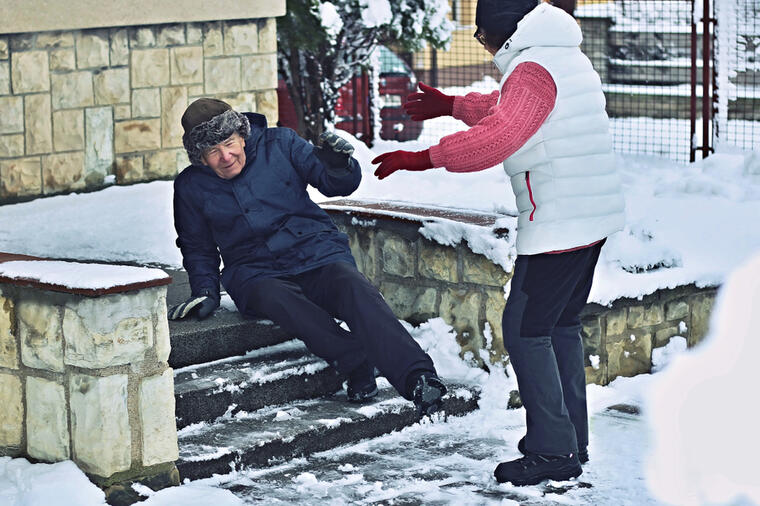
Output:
(203, 133), (243, 152)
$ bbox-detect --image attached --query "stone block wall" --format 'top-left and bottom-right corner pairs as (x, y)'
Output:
(0, 18), (279, 203)
(0, 256), (177, 498)
(324, 200), (717, 386)
(579, 285), (716, 385)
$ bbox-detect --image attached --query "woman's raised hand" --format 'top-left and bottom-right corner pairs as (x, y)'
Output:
(403, 82), (455, 121)
(372, 150), (434, 180)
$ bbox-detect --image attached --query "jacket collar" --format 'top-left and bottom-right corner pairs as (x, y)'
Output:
(242, 112), (266, 166)
(492, 3), (582, 74)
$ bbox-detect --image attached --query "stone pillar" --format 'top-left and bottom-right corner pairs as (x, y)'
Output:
(0, 260), (177, 496)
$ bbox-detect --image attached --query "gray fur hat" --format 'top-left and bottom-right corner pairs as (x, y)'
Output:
(181, 98), (251, 166)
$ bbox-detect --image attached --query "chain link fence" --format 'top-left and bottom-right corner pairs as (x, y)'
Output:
(379, 0), (759, 163)
(715, 0), (760, 154)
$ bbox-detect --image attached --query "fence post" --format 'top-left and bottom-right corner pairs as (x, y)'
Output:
(430, 49), (439, 88)
(690, 0), (698, 162)
(701, 0), (713, 159)
(691, 0), (716, 161)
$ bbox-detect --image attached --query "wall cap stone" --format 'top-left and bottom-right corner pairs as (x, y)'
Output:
(0, 253), (170, 296)
(322, 198), (511, 229)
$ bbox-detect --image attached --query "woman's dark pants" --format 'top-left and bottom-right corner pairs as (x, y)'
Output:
(228, 261), (436, 399)
(502, 241), (604, 456)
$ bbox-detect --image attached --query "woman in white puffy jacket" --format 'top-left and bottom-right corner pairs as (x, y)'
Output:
(372, 0), (625, 486)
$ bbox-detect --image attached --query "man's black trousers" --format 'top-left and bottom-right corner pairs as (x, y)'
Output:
(228, 261), (436, 399)
(502, 240), (604, 457)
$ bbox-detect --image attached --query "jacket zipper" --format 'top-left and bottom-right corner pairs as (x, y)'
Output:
(525, 171), (536, 221)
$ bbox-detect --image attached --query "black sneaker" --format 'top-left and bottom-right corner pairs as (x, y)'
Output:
(518, 436), (589, 464)
(411, 373), (447, 417)
(346, 361), (378, 403)
(494, 453), (582, 486)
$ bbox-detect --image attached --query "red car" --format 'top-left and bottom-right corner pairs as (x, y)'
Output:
(277, 46), (422, 143)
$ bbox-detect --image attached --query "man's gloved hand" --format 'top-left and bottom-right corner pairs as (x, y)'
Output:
(372, 149), (434, 180)
(168, 290), (220, 320)
(403, 82), (455, 121)
(315, 131), (355, 169)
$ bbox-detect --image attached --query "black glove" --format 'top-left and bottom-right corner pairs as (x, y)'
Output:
(315, 131), (354, 169)
(168, 290), (219, 320)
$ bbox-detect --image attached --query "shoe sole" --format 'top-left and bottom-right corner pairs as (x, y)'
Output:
(497, 464), (582, 486)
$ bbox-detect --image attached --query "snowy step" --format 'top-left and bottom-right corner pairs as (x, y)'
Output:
(176, 382), (481, 481)
(168, 312), (291, 368)
(174, 340), (343, 428)
(165, 267), (292, 368)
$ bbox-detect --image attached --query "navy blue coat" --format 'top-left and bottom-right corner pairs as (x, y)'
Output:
(173, 113), (361, 303)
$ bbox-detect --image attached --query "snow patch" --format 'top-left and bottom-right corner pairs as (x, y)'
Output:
(647, 252), (760, 505)
(0, 260), (167, 290)
(651, 336), (688, 373)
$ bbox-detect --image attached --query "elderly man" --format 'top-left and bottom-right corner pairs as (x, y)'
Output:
(169, 98), (446, 416)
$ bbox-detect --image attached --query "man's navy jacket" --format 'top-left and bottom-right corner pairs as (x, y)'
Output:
(173, 113), (361, 303)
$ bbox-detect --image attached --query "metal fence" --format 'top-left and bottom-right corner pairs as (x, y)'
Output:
(715, 0), (760, 155)
(376, 0), (760, 163)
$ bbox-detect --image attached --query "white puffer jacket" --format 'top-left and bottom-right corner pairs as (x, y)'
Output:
(494, 3), (625, 255)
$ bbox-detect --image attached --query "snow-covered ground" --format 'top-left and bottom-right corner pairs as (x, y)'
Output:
(1, 106), (760, 506)
(3, 279), (759, 506)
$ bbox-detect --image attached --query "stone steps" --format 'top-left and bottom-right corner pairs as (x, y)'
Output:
(166, 267), (481, 483)
(173, 340), (343, 428)
(168, 313), (291, 369)
(176, 382), (481, 481)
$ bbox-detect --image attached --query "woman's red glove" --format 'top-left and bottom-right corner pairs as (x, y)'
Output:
(372, 150), (434, 180)
(403, 82), (455, 121)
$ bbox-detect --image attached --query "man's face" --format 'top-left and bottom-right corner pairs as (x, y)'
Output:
(202, 133), (246, 179)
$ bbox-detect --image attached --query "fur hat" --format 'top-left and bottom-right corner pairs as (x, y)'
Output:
(475, 0), (538, 41)
(181, 98), (251, 166)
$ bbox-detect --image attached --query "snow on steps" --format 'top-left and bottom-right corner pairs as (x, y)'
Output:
(166, 267), (480, 482)
(176, 382), (481, 481)
(173, 340), (344, 428)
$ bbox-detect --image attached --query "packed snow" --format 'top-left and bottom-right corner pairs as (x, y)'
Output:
(646, 252), (760, 506)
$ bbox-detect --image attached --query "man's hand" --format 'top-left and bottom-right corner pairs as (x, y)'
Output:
(403, 82), (455, 121)
(315, 131), (355, 169)
(372, 150), (434, 180)
(168, 292), (220, 320)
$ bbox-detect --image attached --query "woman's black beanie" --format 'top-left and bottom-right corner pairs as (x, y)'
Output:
(475, 0), (539, 40)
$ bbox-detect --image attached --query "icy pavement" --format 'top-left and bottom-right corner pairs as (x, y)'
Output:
(197, 403), (660, 505)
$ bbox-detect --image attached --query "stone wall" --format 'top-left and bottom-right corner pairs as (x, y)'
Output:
(0, 256), (177, 500)
(0, 16), (280, 203)
(324, 200), (717, 386)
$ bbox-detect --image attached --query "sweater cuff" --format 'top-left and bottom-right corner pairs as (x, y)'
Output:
(428, 144), (445, 169)
(451, 96), (465, 121)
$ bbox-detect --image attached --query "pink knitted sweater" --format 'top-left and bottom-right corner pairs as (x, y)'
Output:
(428, 62), (557, 173)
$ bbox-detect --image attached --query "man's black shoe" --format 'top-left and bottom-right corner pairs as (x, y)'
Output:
(518, 436), (589, 464)
(346, 361), (378, 403)
(494, 452), (582, 486)
(411, 373), (447, 417)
